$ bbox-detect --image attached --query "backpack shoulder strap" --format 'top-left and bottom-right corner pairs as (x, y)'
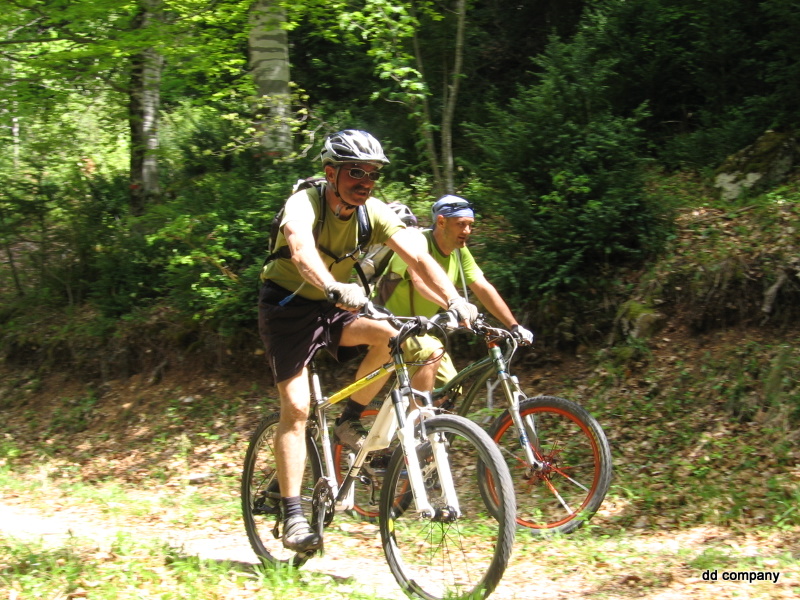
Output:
(454, 248), (469, 301)
(347, 204), (372, 292)
(355, 204), (372, 249)
(310, 182), (327, 238)
(264, 184), (372, 293)
(264, 183), (326, 264)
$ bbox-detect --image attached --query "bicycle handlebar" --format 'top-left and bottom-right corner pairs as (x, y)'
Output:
(469, 315), (534, 348)
(327, 291), (532, 349)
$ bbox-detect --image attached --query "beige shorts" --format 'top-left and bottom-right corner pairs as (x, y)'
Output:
(403, 334), (458, 387)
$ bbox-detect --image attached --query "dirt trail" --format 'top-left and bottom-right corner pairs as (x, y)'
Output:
(2, 496), (798, 599)
(0, 501), (409, 600)
(0, 495), (605, 600)
(1, 501), (546, 600)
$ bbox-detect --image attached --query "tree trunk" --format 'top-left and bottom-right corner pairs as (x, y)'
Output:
(0, 204), (24, 297)
(410, 0), (466, 197)
(248, 0), (292, 157)
(129, 2), (164, 216)
(441, 0), (466, 195)
(412, 31), (445, 198)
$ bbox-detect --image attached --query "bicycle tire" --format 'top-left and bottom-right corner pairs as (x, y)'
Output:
(379, 414), (516, 600)
(241, 412), (323, 566)
(332, 402), (395, 522)
(483, 395), (612, 535)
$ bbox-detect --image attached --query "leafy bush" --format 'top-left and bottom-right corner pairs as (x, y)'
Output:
(465, 33), (670, 319)
(657, 101), (771, 170)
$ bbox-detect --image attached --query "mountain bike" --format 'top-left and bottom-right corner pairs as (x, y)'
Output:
(334, 314), (613, 536)
(241, 305), (517, 600)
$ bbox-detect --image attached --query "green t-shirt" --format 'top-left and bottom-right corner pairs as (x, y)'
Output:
(382, 229), (482, 318)
(261, 185), (405, 301)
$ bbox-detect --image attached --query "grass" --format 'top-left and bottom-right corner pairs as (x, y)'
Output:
(0, 531), (388, 600)
(2, 431), (799, 600)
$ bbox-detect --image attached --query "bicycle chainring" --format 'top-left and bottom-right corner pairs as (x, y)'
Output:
(311, 477), (336, 532)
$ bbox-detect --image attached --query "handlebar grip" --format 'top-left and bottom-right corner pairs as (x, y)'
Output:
(432, 310), (460, 331)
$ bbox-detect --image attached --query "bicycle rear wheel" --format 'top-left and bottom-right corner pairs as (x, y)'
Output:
(485, 396), (612, 535)
(379, 414), (516, 600)
(241, 412), (322, 565)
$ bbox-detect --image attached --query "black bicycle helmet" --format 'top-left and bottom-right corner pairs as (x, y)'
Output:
(320, 130), (390, 166)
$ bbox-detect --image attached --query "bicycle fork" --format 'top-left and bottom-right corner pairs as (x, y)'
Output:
(390, 388), (461, 520)
(489, 345), (545, 471)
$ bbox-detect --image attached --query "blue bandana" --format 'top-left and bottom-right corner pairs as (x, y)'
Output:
(431, 195), (475, 221)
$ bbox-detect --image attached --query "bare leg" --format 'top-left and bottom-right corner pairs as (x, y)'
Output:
(275, 368), (311, 497)
(341, 317), (396, 406)
(274, 367), (323, 551)
(341, 317), (442, 406)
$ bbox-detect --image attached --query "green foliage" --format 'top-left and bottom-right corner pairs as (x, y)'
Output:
(465, 32), (669, 310)
(0, 122), (128, 308)
(2, 0), (800, 367)
(143, 204), (268, 334)
(658, 100), (771, 170)
(759, 0), (800, 127)
(572, 0), (793, 167)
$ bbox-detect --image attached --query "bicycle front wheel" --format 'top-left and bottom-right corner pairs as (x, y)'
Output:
(486, 395), (612, 535)
(379, 414), (516, 600)
(241, 412), (322, 566)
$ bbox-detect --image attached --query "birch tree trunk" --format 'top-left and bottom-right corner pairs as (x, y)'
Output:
(441, 0), (466, 195)
(129, 1), (164, 216)
(248, 0), (292, 157)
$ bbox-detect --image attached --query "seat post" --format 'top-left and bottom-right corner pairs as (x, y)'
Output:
(309, 355), (323, 406)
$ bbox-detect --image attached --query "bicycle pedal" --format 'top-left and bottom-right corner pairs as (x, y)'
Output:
(302, 544), (323, 558)
(254, 503), (281, 516)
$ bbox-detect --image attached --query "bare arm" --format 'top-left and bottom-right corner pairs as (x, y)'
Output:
(469, 275), (518, 329)
(405, 263), (451, 308)
(386, 228), (461, 307)
(283, 220), (336, 291)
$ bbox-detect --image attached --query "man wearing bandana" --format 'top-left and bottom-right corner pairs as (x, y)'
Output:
(377, 195), (535, 388)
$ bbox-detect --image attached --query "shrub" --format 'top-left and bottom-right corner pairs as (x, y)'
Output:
(465, 34), (670, 315)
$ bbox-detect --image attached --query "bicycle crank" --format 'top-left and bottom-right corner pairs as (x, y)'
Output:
(311, 477), (336, 536)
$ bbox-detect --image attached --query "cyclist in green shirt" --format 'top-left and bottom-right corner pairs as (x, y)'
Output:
(377, 195), (534, 385)
(258, 131), (478, 553)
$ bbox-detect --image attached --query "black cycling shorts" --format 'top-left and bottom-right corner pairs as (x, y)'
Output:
(258, 280), (360, 383)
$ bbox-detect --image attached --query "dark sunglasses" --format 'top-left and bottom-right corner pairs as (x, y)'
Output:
(437, 201), (474, 211)
(434, 201), (475, 217)
(347, 167), (382, 181)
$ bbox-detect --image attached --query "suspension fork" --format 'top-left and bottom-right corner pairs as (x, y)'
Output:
(489, 344), (544, 469)
(389, 347), (460, 519)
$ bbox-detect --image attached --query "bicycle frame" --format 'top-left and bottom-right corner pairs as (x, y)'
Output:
(308, 338), (462, 520)
(242, 307), (520, 600)
(436, 328), (545, 471)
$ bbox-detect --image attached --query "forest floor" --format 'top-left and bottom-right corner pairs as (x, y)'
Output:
(1, 320), (799, 599)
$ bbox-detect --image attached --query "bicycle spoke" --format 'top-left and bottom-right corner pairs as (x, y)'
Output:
(242, 413), (320, 565)
(380, 415), (515, 600)
(488, 396), (612, 534)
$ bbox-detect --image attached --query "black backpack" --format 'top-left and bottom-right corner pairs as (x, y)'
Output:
(263, 178), (373, 290)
